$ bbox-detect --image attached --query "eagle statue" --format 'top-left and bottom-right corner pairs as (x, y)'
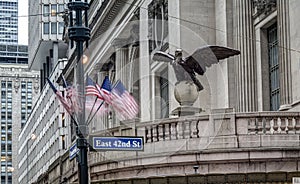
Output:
(152, 45), (240, 91)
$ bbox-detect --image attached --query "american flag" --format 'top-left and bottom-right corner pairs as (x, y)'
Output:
(47, 78), (73, 115)
(86, 76), (112, 102)
(110, 80), (139, 120)
(61, 74), (81, 113)
(98, 76), (112, 103)
(86, 77), (103, 99)
(85, 76), (112, 118)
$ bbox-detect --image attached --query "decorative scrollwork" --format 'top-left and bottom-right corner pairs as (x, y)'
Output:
(253, 0), (277, 16)
(34, 78), (39, 94)
(14, 75), (19, 93)
(148, 0), (168, 20)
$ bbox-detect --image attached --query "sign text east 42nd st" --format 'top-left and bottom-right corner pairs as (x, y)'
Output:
(92, 137), (144, 151)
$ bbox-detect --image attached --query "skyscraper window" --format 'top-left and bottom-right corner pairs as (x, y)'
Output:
(51, 4), (57, 16)
(43, 22), (50, 34)
(43, 5), (49, 17)
(51, 22), (57, 34)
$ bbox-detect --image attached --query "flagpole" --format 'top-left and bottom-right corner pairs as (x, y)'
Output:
(86, 101), (105, 126)
(86, 97), (99, 124)
(61, 74), (79, 123)
(46, 78), (79, 127)
(68, 1), (90, 184)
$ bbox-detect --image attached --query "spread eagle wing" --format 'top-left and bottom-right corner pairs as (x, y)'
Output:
(184, 45), (240, 75)
(153, 51), (192, 82)
(152, 51), (175, 63)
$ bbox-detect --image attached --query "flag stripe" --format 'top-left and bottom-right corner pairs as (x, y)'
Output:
(85, 76), (112, 119)
(110, 80), (138, 120)
(47, 78), (73, 115)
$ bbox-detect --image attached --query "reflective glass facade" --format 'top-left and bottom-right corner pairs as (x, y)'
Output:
(0, 0), (18, 44)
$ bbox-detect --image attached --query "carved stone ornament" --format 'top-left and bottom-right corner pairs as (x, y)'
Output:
(14, 78), (19, 93)
(148, 0), (168, 20)
(34, 78), (39, 93)
(253, 0), (276, 16)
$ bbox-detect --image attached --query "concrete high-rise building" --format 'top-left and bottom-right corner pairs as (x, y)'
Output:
(17, 0), (68, 184)
(28, 0), (68, 89)
(19, 0), (300, 184)
(0, 1), (40, 184)
(0, 0), (18, 44)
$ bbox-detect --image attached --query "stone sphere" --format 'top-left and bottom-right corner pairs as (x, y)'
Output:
(174, 80), (199, 106)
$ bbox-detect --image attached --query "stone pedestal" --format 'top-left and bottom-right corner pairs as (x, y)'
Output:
(171, 80), (202, 116)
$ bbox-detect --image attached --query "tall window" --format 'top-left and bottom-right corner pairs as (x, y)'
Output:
(148, 0), (169, 53)
(160, 68), (169, 118)
(268, 23), (280, 111)
(43, 22), (49, 34)
(58, 22), (64, 34)
(51, 4), (57, 16)
(21, 81), (32, 128)
(51, 22), (57, 34)
(43, 5), (49, 17)
(58, 4), (65, 16)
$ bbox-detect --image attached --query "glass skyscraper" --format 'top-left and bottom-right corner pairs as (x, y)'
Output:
(0, 0), (18, 44)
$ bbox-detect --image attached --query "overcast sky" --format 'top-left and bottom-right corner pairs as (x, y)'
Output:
(18, 0), (28, 45)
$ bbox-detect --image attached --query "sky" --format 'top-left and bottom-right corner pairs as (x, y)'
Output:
(18, 0), (28, 45)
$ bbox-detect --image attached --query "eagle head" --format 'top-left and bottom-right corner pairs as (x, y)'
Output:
(175, 49), (183, 64)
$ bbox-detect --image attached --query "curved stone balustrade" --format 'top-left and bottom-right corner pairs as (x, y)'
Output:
(88, 111), (300, 182)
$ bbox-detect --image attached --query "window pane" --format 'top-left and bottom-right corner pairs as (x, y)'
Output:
(58, 22), (64, 34)
(43, 22), (49, 34)
(268, 23), (279, 111)
(43, 5), (49, 16)
(28, 82), (32, 89)
(58, 4), (65, 16)
(160, 68), (169, 118)
(51, 4), (57, 16)
(7, 82), (11, 89)
(51, 22), (57, 34)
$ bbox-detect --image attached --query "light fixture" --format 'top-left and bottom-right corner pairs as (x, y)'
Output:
(82, 54), (89, 64)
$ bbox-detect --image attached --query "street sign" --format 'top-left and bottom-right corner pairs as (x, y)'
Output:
(91, 136), (144, 151)
(293, 177), (300, 184)
(69, 142), (79, 160)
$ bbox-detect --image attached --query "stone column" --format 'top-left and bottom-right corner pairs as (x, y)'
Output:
(115, 48), (129, 126)
(139, 4), (151, 121)
(215, 0), (235, 109)
(277, 0), (292, 109)
(12, 77), (21, 184)
(97, 72), (110, 129)
(233, 0), (257, 112)
(127, 45), (138, 93)
(115, 47), (129, 88)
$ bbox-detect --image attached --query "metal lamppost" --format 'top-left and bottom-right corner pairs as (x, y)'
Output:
(67, 0), (90, 184)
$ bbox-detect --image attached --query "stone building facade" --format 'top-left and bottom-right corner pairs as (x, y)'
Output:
(0, 33), (40, 184)
(0, 65), (39, 184)
(20, 0), (300, 183)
